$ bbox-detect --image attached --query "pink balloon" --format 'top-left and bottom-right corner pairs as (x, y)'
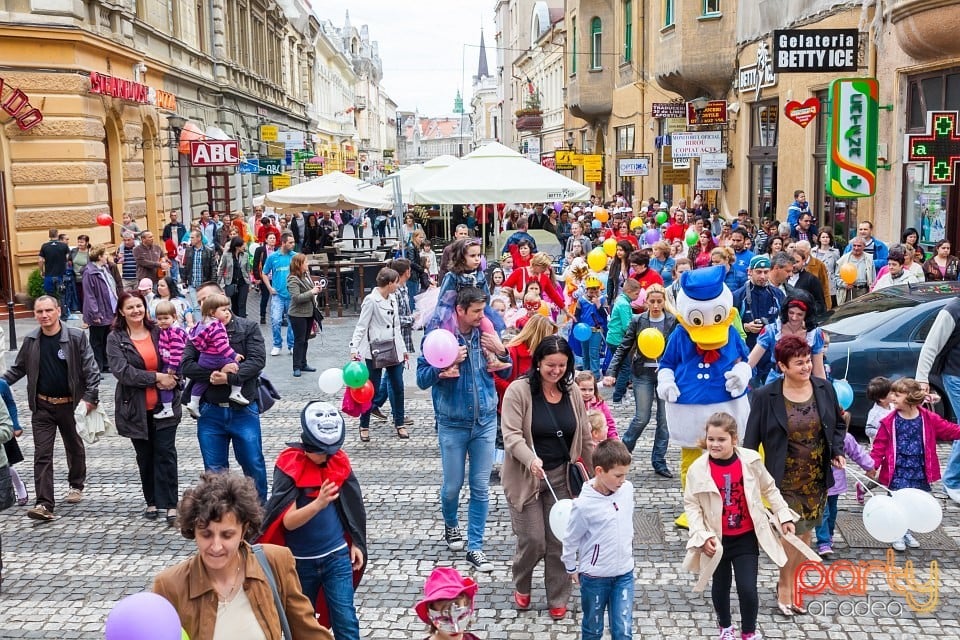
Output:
(423, 329), (460, 368)
(479, 317), (494, 333)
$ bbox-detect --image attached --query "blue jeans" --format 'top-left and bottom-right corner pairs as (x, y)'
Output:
(270, 296), (294, 349)
(295, 547), (360, 640)
(940, 374), (960, 491)
(580, 572), (634, 640)
(438, 416), (496, 552)
(582, 332), (603, 380)
(611, 363), (632, 403)
(362, 361), (404, 428)
(406, 278), (420, 312)
(622, 374), (669, 471)
(815, 494), (839, 546)
(196, 401), (268, 501)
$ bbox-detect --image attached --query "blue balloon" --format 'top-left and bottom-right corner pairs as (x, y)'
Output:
(833, 379), (854, 411)
(591, 219), (601, 230)
(572, 322), (593, 342)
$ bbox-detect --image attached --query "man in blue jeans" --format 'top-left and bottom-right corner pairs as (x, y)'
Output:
(916, 296), (960, 504)
(261, 231), (296, 356)
(181, 282), (268, 501)
(417, 287), (511, 572)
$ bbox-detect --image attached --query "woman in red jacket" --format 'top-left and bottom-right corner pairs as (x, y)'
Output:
(503, 252), (565, 310)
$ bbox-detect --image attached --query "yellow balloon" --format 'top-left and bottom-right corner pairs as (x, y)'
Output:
(637, 327), (665, 359)
(602, 237), (618, 257)
(629, 216), (644, 230)
(839, 262), (858, 285)
(595, 208), (609, 223)
(538, 304), (550, 316)
(587, 248), (607, 272)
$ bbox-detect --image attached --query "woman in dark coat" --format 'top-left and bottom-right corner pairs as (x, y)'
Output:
(106, 291), (181, 525)
(744, 335), (846, 616)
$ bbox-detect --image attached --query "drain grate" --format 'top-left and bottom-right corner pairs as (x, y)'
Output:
(835, 511), (957, 551)
(633, 509), (665, 545)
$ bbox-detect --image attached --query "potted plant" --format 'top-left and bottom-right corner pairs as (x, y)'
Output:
(515, 91), (543, 132)
(22, 268), (44, 310)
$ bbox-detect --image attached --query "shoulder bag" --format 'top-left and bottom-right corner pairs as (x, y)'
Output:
(544, 397), (591, 497)
(252, 544), (292, 640)
(368, 297), (401, 369)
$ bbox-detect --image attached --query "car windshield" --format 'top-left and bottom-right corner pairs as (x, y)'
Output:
(820, 295), (920, 338)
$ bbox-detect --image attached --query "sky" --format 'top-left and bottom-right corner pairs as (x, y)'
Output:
(313, 0), (498, 115)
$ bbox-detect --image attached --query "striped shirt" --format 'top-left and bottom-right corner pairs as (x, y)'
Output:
(158, 325), (188, 371)
(188, 318), (238, 360)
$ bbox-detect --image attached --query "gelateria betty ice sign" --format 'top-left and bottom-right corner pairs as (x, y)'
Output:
(773, 29), (859, 73)
(826, 77), (878, 198)
(0, 76), (43, 131)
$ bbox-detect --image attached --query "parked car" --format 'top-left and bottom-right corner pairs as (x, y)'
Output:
(820, 281), (960, 433)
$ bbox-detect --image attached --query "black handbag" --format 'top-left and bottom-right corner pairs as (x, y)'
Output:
(370, 338), (400, 369)
(0, 465), (16, 512)
(257, 375), (281, 413)
(223, 282), (238, 298)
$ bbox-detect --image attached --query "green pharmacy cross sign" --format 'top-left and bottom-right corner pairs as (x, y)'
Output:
(826, 77), (879, 198)
(905, 111), (960, 185)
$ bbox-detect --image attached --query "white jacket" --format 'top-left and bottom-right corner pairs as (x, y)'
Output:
(349, 287), (406, 361)
(561, 479), (635, 578)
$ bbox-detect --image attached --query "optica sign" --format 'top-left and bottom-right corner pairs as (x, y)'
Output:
(189, 140), (241, 166)
(826, 77), (878, 198)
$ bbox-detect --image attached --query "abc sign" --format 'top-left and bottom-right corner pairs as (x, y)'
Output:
(189, 140), (241, 166)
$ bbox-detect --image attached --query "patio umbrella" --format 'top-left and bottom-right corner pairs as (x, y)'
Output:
(264, 171), (392, 212)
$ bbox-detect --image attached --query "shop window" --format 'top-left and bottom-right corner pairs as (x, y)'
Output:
(752, 101), (778, 148)
(749, 100), (778, 220)
(590, 18), (602, 70)
(206, 172), (230, 216)
(814, 90), (858, 245)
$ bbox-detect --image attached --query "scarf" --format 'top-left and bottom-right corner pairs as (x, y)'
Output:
(275, 448), (353, 492)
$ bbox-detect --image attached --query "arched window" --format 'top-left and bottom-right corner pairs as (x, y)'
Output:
(590, 18), (602, 69)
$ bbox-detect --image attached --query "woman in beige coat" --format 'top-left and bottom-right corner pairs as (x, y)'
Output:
(683, 413), (798, 640)
(501, 335), (594, 621)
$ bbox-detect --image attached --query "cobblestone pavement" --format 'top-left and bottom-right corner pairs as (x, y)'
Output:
(1, 311), (959, 639)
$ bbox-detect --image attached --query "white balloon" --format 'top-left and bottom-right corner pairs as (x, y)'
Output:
(549, 499), (573, 540)
(317, 368), (345, 394)
(862, 495), (909, 543)
(891, 488), (942, 534)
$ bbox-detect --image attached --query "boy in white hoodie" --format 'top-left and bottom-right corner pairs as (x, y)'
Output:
(561, 439), (635, 640)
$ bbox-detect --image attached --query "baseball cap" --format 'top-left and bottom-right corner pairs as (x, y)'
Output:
(138, 278), (154, 291)
(749, 255), (771, 269)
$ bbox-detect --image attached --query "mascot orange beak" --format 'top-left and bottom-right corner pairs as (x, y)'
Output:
(678, 308), (736, 351)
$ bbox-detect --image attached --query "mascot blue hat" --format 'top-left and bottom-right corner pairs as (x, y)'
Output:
(679, 265), (726, 301)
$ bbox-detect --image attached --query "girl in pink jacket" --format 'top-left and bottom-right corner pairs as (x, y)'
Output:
(575, 372), (618, 440)
(871, 377), (960, 551)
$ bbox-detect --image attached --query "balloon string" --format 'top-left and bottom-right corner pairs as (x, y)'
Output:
(531, 443), (560, 503)
(844, 347), (850, 382)
(846, 467), (892, 496)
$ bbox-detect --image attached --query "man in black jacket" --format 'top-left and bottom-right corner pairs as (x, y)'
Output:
(181, 230), (216, 322)
(788, 248), (826, 317)
(181, 282), (268, 501)
(3, 296), (100, 521)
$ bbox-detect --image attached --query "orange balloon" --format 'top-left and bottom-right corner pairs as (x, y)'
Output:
(595, 208), (609, 223)
(537, 304), (550, 317)
(839, 262), (858, 285)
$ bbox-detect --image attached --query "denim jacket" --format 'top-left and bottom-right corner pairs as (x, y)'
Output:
(416, 327), (511, 428)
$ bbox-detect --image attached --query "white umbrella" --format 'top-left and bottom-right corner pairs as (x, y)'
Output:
(264, 171), (392, 212)
(390, 155), (460, 204)
(410, 142), (590, 205)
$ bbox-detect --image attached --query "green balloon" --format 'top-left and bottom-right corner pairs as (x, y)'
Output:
(685, 229), (699, 246)
(181, 630), (190, 640)
(342, 361), (370, 389)
(655, 211), (668, 225)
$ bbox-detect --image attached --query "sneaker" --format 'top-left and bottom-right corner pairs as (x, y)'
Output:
(270, 347), (281, 356)
(65, 488), (83, 504)
(718, 626), (737, 640)
(817, 543), (833, 557)
(466, 550), (494, 572)
(946, 485), (960, 505)
(444, 525), (465, 551)
(260, 316), (266, 325)
(403, 416), (414, 426)
(370, 408), (387, 421)
(855, 482), (866, 505)
(27, 504), (55, 521)
(288, 348), (293, 355)
(228, 391), (250, 406)
(892, 537), (907, 552)
(154, 406), (174, 419)
(904, 531), (921, 548)
(186, 403), (200, 419)
(741, 633), (763, 640)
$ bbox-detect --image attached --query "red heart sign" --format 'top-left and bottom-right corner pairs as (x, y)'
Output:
(784, 98), (820, 128)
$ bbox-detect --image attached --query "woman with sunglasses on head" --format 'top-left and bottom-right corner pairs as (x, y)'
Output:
(746, 291), (826, 383)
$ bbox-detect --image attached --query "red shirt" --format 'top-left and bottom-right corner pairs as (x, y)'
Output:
(503, 268), (565, 308)
(630, 267), (664, 289)
(257, 224), (281, 243)
(664, 221), (687, 243)
(614, 231), (639, 249)
(709, 455), (754, 537)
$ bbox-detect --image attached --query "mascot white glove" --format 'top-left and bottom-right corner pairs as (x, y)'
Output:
(657, 368), (681, 402)
(724, 361), (753, 397)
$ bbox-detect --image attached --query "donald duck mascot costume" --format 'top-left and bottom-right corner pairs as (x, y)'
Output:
(658, 265), (752, 527)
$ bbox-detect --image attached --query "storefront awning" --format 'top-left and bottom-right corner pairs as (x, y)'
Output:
(177, 121), (204, 154)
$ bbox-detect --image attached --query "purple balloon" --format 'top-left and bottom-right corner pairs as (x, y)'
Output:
(644, 229), (660, 245)
(106, 592), (182, 640)
(423, 329), (460, 368)
(553, 201), (563, 213)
